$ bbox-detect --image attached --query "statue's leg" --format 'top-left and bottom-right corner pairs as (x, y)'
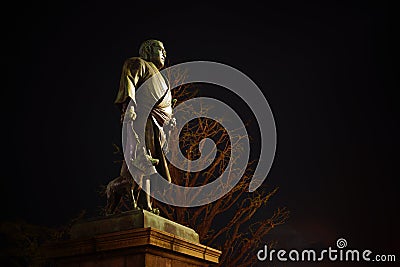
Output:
(144, 177), (160, 215)
(130, 188), (138, 209)
(107, 191), (120, 215)
(121, 160), (141, 210)
(105, 176), (122, 215)
(105, 195), (114, 215)
(130, 173), (146, 209)
(145, 177), (152, 210)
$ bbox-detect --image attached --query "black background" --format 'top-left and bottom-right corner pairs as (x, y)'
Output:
(2, 0), (398, 265)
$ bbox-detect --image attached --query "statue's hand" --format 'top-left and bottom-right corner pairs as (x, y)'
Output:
(172, 99), (178, 109)
(169, 117), (177, 128)
(124, 106), (137, 122)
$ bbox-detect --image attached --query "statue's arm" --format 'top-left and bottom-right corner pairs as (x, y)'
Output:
(115, 58), (146, 122)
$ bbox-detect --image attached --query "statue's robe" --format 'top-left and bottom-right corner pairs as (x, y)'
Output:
(115, 57), (172, 183)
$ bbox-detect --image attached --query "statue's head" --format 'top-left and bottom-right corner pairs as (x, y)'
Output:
(139, 39), (166, 69)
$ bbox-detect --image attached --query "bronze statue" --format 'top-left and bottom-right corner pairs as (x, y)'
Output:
(105, 39), (175, 215)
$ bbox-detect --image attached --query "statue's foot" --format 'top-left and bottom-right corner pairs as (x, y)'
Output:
(145, 206), (160, 215)
(152, 208), (160, 215)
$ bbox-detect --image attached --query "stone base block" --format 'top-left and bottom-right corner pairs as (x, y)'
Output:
(39, 211), (221, 267)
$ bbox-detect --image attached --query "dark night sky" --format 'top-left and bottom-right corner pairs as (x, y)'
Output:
(2, 0), (398, 263)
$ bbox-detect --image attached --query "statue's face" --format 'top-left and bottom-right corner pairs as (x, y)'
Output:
(149, 41), (166, 69)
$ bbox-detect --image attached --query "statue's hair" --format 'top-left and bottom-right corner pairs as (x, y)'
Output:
(139, 39), (162, 60)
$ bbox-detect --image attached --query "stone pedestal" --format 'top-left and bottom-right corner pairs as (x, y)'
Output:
(40, 210), (221, 267)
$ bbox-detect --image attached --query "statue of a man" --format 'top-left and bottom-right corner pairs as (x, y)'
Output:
(105, 39), (175, 215)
